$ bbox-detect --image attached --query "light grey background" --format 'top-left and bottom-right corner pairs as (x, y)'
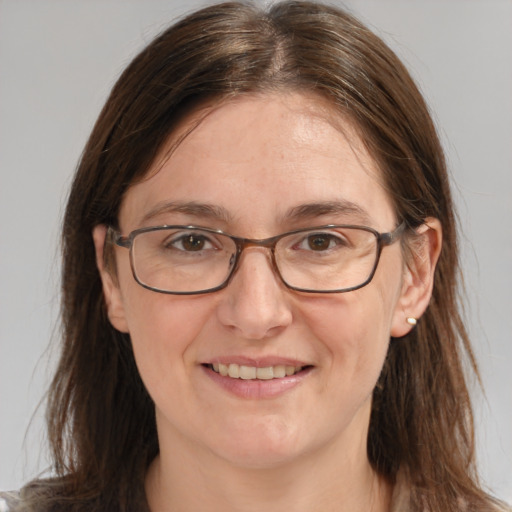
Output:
(1, 0), (511, 501)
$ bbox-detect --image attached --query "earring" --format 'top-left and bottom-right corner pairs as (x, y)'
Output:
(406, 317), (417, 326)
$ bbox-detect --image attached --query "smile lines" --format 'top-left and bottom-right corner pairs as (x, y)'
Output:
(209, 363), (306, 380)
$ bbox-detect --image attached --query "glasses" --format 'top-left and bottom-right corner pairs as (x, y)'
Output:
(110, 223), (405, 295)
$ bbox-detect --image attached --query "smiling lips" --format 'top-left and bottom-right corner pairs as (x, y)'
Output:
(210, 362), (305, 380)
(203, 356), (312, 400)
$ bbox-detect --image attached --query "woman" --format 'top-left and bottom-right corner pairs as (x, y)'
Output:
(2, 1), (509, 511)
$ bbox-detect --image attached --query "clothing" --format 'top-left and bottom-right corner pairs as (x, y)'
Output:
(389, 470), (411, 511)
(0, 493), (18, 512)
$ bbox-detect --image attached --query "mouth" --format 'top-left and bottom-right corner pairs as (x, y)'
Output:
(205, 363), (311, 380)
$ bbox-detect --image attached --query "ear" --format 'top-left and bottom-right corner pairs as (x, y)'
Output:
(390, 218), (442, 337)
(92, 224), (130, 333)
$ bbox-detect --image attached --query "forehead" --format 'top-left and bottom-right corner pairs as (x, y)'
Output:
(119, 92), (395, 232)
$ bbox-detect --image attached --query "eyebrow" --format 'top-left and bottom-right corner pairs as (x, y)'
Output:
(283, 200), (372, 225)
(140, 200), (233, 225)
(140, 199), (371, 228)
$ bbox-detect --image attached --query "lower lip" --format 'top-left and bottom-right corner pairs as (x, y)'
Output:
(202, 365), (312, 399)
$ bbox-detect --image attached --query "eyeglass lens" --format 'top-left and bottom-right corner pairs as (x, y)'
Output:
(129, 226), (380, 294)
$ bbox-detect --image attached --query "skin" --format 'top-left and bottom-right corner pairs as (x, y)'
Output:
(93, 92), (441, 512)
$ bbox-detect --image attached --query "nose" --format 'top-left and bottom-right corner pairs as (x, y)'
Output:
(216, 248), (293, 340)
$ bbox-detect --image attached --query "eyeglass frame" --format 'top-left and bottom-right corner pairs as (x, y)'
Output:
(108, 222), (406, 295)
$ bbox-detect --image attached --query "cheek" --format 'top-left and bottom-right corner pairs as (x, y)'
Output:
(291, 292), (394, 442)
(115, 251), (210, 357)
(121, 288), (214, 390)
(306, 286), (394, 337)
(300, 278), (400, 381)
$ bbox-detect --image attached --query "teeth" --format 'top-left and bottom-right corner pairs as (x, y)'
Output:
(256, 366), (274, 380)
(239, 365), (256, 380)
(286, 366), (297, 376)
(228, 364), (239, 378)
(212, 363), (304, 380)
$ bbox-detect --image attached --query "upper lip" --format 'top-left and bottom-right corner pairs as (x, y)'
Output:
(203, 356), (311, 367)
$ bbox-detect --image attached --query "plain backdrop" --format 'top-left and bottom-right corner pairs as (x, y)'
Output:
(1, 0), (511, 501)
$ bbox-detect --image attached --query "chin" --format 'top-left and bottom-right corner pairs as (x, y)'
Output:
(219, 444), (304, 471)
(210, 416), (313, 470)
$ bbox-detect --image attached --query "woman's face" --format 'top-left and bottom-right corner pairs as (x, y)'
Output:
(99, 93), (413, 469)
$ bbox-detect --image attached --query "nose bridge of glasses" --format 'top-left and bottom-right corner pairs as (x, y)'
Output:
(236, 234), (279, 249)
(231, 236), (281, 278)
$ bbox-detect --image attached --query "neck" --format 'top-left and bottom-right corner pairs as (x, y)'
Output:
(145, 424), (392, 512)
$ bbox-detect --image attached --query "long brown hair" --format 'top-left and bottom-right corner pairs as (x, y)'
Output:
(20, 2), (502, 511)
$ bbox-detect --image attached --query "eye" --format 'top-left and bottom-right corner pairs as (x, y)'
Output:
(166, 232), (216, 252)
(296, 232), (348, 252)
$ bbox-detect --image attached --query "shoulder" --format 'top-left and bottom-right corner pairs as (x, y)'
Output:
(389, 470), (512, 512)
(493, 502), (512, 512)
(389, 469), (410, 512)
(0, 491), (20, 512)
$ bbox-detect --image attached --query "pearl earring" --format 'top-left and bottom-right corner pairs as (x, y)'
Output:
(406, 317), (417, 326)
